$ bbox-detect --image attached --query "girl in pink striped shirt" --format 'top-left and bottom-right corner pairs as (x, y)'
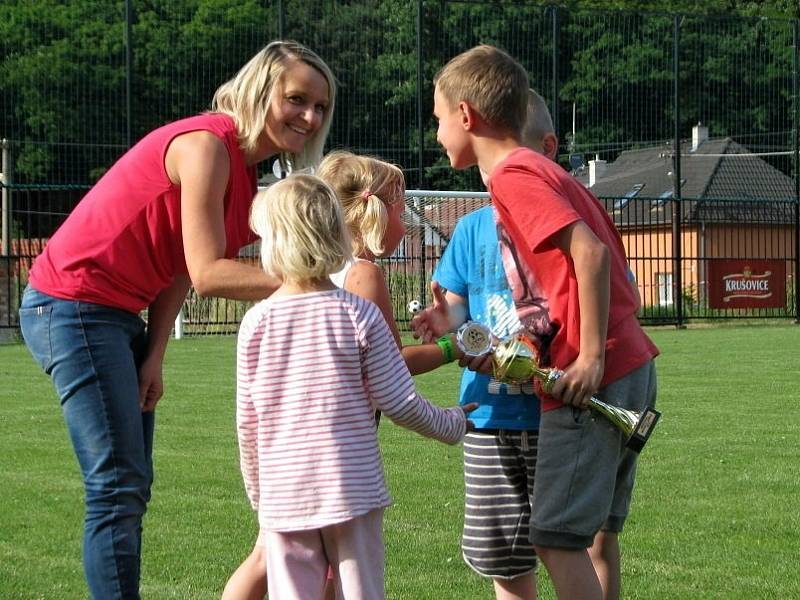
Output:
(236, 173), (473, 599)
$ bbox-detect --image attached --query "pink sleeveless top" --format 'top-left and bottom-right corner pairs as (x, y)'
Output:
(29, 114), (257, 313)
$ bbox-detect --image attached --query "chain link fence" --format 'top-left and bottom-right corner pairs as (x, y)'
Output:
(2, 1), (798, 338)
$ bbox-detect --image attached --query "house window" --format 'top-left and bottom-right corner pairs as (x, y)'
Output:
(614, 183), (644, 210)
(656, 272), (674, 306)
(652, 189), (673, 207)
(652, 179), (686, 207)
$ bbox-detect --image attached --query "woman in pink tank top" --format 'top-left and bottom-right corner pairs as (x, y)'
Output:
(19, 41), (336, 600)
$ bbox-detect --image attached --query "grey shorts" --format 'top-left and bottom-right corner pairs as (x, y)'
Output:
(530, 360), (657, 549)
(461, 430), (539, 579)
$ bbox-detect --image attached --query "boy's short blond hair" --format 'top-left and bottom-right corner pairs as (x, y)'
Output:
(434, 44), (529, 135)
(249, 174), (351, 283)
(316, 151), (405, 257)
(212, 40), (336, 170)
(522, 88), (555, 147)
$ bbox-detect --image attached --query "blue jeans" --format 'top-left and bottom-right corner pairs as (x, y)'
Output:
(19, 287), (154, 600)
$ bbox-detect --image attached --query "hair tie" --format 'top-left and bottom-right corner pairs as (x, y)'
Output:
(362, 190), (372, 201)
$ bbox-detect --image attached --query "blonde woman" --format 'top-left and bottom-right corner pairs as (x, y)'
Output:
(19, 41), (335, 599)
(235, 174), (472, 599)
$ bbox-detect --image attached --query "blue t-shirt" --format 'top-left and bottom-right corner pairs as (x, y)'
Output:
(434, 206), (540, 430)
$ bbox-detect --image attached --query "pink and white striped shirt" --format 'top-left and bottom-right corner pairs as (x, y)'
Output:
(236, 288), (466, 532)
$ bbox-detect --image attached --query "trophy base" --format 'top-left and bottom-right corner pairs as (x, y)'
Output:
(625, 407), (662, 454)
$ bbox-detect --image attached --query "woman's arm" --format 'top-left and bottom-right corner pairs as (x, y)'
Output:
(343, 261), (457, 375)
(166, 130), (280, 301)
(138, 274), (192, 411)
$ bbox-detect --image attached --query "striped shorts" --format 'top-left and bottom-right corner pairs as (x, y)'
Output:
(461, 430), (538, 579)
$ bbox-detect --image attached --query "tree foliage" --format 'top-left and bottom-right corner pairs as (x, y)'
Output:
(1, 0), (797, 195)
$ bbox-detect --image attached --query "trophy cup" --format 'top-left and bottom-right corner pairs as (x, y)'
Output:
(456, 322), (661, 454)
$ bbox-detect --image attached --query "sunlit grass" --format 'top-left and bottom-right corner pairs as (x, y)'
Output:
(1, 324), (798, 598)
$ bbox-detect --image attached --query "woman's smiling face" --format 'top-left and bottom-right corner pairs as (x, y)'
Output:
(263, 60), (330, 156)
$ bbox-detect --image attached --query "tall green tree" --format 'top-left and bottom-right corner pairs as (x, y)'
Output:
(0, 0), (127, 182)
(1, 0), (798, 195)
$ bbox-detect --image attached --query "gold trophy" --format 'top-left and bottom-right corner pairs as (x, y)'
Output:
(456, 322), (660, 453)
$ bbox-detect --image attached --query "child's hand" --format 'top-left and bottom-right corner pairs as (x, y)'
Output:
(461, 402), (479, 432)
(411, 281), (452, 342)
(549, 355), (604, 410)
(458, 352), (494, 376)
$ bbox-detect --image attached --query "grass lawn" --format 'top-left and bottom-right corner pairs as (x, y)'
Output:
(1, 324), (799, 599)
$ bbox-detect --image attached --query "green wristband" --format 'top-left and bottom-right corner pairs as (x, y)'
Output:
(436, 335), (456, 363)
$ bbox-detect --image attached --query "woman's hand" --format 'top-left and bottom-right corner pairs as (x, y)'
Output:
(138, 354), (164, 412)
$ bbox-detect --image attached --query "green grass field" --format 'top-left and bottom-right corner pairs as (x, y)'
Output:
(1, 324), (799, 599)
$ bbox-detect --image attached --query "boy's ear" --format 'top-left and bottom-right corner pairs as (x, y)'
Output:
(541, 133), (559, 161)
(458, 101), (479, 131)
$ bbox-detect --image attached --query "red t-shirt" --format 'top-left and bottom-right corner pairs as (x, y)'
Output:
(489, 147), (658, 411)
(29, 113), (257, 314)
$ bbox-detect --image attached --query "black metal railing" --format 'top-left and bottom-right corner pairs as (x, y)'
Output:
(2, 2), (799, 335)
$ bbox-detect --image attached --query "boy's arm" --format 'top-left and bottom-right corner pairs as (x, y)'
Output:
(443, 289), (469, 329)
(551, 221), (609, 409)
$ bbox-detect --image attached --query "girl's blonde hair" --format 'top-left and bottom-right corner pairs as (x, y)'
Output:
(316, 151), (405, 257)
(212, 40), (336, 170)
(250, 174), (351, 283)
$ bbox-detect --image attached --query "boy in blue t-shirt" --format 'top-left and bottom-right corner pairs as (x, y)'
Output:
(430, 89), (556, 599)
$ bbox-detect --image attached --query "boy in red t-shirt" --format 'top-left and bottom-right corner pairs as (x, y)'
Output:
(431, 44), (659, 600)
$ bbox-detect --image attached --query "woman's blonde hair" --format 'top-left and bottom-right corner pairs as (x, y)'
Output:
(316, 151), (405, 257)
(249, 174), (351, 283)
(212, 40), (336, 170)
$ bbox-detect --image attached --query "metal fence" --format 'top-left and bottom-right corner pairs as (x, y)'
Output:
(2, 1), (799, 338)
